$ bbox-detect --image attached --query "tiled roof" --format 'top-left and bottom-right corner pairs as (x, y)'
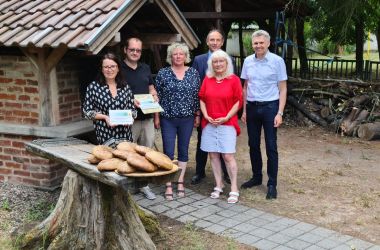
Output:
(0, 0), (134, 52)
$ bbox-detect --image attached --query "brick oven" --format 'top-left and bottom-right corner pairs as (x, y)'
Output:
(0, 0), (199, 189)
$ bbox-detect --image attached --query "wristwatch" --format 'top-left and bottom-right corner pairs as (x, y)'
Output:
(278, 111), (283, 116)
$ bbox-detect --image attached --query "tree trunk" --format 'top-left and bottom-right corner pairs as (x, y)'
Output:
(340, 108), (369, 136)
(296, 16), (308, 78)
(355, 17), (364, 78)
(357, 122), (380, 140)
(19, 170), (156, 250)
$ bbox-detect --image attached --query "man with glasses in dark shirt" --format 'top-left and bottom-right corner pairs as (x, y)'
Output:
(121, 37), (159, 200)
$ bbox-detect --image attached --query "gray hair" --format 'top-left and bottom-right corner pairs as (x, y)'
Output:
(166, 42), (191, 65)
(252, 29), (271, 41)
(206, 50), (234, 78)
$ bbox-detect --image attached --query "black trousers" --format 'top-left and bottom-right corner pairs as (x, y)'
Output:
(195, 125), (229, 177)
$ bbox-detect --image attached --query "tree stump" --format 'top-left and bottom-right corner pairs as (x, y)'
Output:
(19, 170), (156, 250)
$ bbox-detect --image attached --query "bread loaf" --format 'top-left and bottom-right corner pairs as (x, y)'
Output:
(92, 145), (113, 160)
(145, 151), (174, 170)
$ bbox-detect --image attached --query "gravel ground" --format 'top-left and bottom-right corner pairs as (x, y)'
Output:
(0, 182), (60, 237)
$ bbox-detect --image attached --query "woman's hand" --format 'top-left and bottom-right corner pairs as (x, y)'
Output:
(213, 116), (229, 125)
(154, 114), (160, 129)
(104, 116), (116, 128)
(194, 115), (200, 127)
(241, 111), (246, 124)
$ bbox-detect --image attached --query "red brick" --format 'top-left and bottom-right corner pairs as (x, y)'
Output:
(24, 87), (38, 94)
(31, 158), (50, 165)
(5, 161), (22, 168)
(64, 94), (79, 102)
(0, 154), (12, 161)
(0, 140), (12, 146)
(12, 141), (24, 148)
(22, 118), (38, 124)
(7, 86), (23, 92)
(0, 176), (4, 181)
(5, 102), (22, 108)
(23, 104), (38, 110)
(24, 73), (34, 77)
(0, 168), (12, 174)
(13, 110), (30, 117)
(4, 148), (22, 155)
(22, 178), (41, 186)
(31, 172), (54, 179)
(14, 170), (30, 176)
(23, 164), (40, 171)
(15, 79), (26, 85)
(0, 77), (12, 83)
(30, 112), (38, 118)
(0, 93), (17, 100)
(13, 156), (30, 163)
(19, 95), (30, 101)
(26, 79), (38, 86)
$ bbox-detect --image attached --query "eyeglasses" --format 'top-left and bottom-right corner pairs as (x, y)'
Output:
(102, 65), (118, 70)
(128, 48), (142, 53)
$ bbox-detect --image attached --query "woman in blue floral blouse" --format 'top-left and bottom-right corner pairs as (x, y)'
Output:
(155, 42), (201, 200)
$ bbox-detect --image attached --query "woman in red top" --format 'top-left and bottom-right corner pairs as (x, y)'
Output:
(199, 50), (243, 204)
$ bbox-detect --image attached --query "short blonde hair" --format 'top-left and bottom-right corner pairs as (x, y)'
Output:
(206, 50), (233, 78)
(166, 42), (191, 65)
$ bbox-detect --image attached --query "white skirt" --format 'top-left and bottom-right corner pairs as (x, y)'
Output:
(200, 124), (237, 153)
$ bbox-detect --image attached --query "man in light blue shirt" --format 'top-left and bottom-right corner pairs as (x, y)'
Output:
(240, 30), (287, 199)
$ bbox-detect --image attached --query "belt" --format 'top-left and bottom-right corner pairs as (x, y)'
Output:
(247, 100), (278, 106)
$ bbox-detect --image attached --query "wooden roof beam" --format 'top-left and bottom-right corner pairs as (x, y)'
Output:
(182, 11), (278, 19)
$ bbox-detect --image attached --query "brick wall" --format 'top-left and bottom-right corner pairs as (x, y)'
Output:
(0, 55), (39, 125)
(56, 56), (83, 124)
(0, 53), (86, 188)
(0, 134), (67, 189)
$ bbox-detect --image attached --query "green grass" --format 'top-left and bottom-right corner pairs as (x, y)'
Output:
(25, 200), (55, 222)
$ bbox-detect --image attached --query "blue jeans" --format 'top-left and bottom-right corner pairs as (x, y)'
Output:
(246, 100), (279, 187)
(160, 117), (194, 162)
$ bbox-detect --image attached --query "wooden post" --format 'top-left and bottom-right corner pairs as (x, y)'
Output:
(215, 0), (222, 30)
(21, 45), (67, 126)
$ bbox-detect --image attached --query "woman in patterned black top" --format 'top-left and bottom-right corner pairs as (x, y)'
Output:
(83, 53), (137, 148)
(155, 42), (201, 200)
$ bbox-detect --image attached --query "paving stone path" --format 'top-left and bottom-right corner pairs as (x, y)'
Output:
(133, 185), (380, 250)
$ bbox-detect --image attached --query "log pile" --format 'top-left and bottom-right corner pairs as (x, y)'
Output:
(287, 77), (380, 140)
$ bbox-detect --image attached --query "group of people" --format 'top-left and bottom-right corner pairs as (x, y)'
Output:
(82, 29), (287, 204)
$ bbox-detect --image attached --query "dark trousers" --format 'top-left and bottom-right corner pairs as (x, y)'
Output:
(195, 125), (228, 177)
(161, 117), (194, 162)
(246, 100), (279, 187)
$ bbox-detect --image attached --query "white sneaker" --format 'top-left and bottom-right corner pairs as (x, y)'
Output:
(141, 186), (156, 200)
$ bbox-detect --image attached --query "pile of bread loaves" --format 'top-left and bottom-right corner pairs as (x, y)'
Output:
(88, 141), (175, 175)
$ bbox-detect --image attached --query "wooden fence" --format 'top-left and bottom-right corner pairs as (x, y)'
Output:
(232, 56), (380, 81)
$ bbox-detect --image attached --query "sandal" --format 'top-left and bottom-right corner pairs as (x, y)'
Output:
(177, 182), (185, 198)
(227, 192), (239, 204)
(165, 184), (174, 201)
(210, 187), (223, 199)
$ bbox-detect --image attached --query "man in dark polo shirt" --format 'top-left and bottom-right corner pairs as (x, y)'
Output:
(121, 37), (158, 200)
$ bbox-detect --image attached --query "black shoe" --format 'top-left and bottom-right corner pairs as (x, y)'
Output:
(240, 178), (262, 189)
(191, 174), (205, 185)
(223, 175), (231, 184)
(266, 185), (277, 199)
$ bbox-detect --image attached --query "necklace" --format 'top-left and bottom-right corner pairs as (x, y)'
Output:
(216, 78), (224, 84)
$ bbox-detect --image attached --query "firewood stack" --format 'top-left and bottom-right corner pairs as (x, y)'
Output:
(287, 77), (380, 140)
